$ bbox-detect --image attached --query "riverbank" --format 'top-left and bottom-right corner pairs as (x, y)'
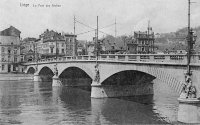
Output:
(0, 73), (33, 81)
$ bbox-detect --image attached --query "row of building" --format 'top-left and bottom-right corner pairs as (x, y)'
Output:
(21, 29), (77, 62)
(0, 26), (156, 73)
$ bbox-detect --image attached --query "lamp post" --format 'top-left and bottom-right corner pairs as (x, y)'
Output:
(94, 16), (100, 83)
(54, 34), (58, 76)
(34, 42), (38, 72)
(178, 0), (198, 101)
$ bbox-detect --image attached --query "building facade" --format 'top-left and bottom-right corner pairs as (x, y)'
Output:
(21, 37), (37, 62)
(127, 28), (155, 54)
(34, 29), (77, 59)
(64, 34), (77, 56)
(0, 26), (21, 73)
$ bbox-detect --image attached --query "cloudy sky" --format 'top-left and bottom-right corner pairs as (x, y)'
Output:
(0, 0), (200, 40)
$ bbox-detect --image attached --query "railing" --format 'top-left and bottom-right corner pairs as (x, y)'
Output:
(22, 54), (200, 65)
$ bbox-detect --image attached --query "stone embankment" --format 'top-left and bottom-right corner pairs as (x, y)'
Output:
(0, 73), (33, 81)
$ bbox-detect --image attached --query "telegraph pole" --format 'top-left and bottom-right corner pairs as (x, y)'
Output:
(74, 15), (76, 36)
(187, 0), (191, 75)
(94, 16), (100, 84)
(147, 20), (150, 53)
(115, 17), (117, 38)
(56, 36), (58, 60)
(73, 15), (76, 57)
(96, 16), (99, 61)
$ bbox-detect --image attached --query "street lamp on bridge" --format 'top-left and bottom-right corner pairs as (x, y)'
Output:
(94, 16), (100, 83)
(178, 0), (199, 108)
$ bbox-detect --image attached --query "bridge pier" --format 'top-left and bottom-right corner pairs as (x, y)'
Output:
(178, 102), (200, 123)
(91, 81), (154, 98)
(33, 73), (42, 82)
(177, 73), (200, 123)
(91, 81), (107, 98)
(52, 75), (62, 86)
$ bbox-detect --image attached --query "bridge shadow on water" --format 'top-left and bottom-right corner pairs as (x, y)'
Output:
(34, 68), (178, 124)
(46, 84), (169, 124)
(0, 79), (179, 124)
(56, 87), (169, 124)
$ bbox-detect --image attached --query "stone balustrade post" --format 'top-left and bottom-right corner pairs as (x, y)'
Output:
(115, 55), (118, 61)
(106, 55), (109, 60)
(149, 55), (154, 62)
(125, 55), (128, 61)
(165, 55), (170, 62)
(190, 55), (197, 64)
(88, 56), (91, 60)
(136, 55), (140, 61)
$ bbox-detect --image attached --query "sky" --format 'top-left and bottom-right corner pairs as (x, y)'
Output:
(0, 0), (200, 41)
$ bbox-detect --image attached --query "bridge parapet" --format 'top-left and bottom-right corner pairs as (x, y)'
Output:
(22, 54), (200, 66)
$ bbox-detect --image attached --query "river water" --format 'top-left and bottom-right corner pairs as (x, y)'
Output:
(0, 78), (180, 124)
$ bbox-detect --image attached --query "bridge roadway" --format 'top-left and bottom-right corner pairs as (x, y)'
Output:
(23, 54), (200, 98)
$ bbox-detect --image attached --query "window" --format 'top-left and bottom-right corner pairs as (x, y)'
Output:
(51, 48), (53, 53)
(2, 47), (4, 52)
(14, 56), (17, 62)
(2, 58), (4, 61)
(62, 43), (64, 47)
(14, 50), (17, 54)
(62, 49), (64, 53)
(8, 48), (11, 54)
(56, 48), (59, 54)
(21, 56), (23, 62)
(66, 38), (69, 42)
(2, 64), (4, 70)
(13, 65), (16, 71)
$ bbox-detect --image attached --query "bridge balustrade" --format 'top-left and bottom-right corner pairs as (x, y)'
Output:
(67, 57), (72, 60)
(90, 56), (96, 60)
(23, 54), (200, 65)
(127, 55), (137, 61)
(190, 55), (200, 64)
(83, 55), (89, 60)
(108, 55), (115, 60)
(99, 55), (107, 60)
(118, 55), (125, 61)
(77, 56), (82, 60)
(154, 55), (165, 60)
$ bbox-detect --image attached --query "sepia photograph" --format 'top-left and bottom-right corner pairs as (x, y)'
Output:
(0, 0), (200, 124)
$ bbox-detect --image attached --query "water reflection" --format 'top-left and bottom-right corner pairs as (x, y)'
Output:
(0, 79), (185, 124)
(91, 98), (168, 124)
(0, 81), (34, 124)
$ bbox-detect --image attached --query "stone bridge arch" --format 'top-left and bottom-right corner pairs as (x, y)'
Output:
(36, 64), (54, 74)
(98, 63), (184, 94)
(33, 63), (95, 84)
(32, 64), (55, 82)
(57, 63), (95, 80)
(26, 66), (36, 74)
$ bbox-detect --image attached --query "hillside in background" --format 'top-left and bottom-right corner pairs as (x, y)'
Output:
(155, 26), (200, 52)
(97, 26), (200, 53)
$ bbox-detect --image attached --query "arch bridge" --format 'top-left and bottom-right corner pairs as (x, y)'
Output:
(23, 54), (200, 98)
